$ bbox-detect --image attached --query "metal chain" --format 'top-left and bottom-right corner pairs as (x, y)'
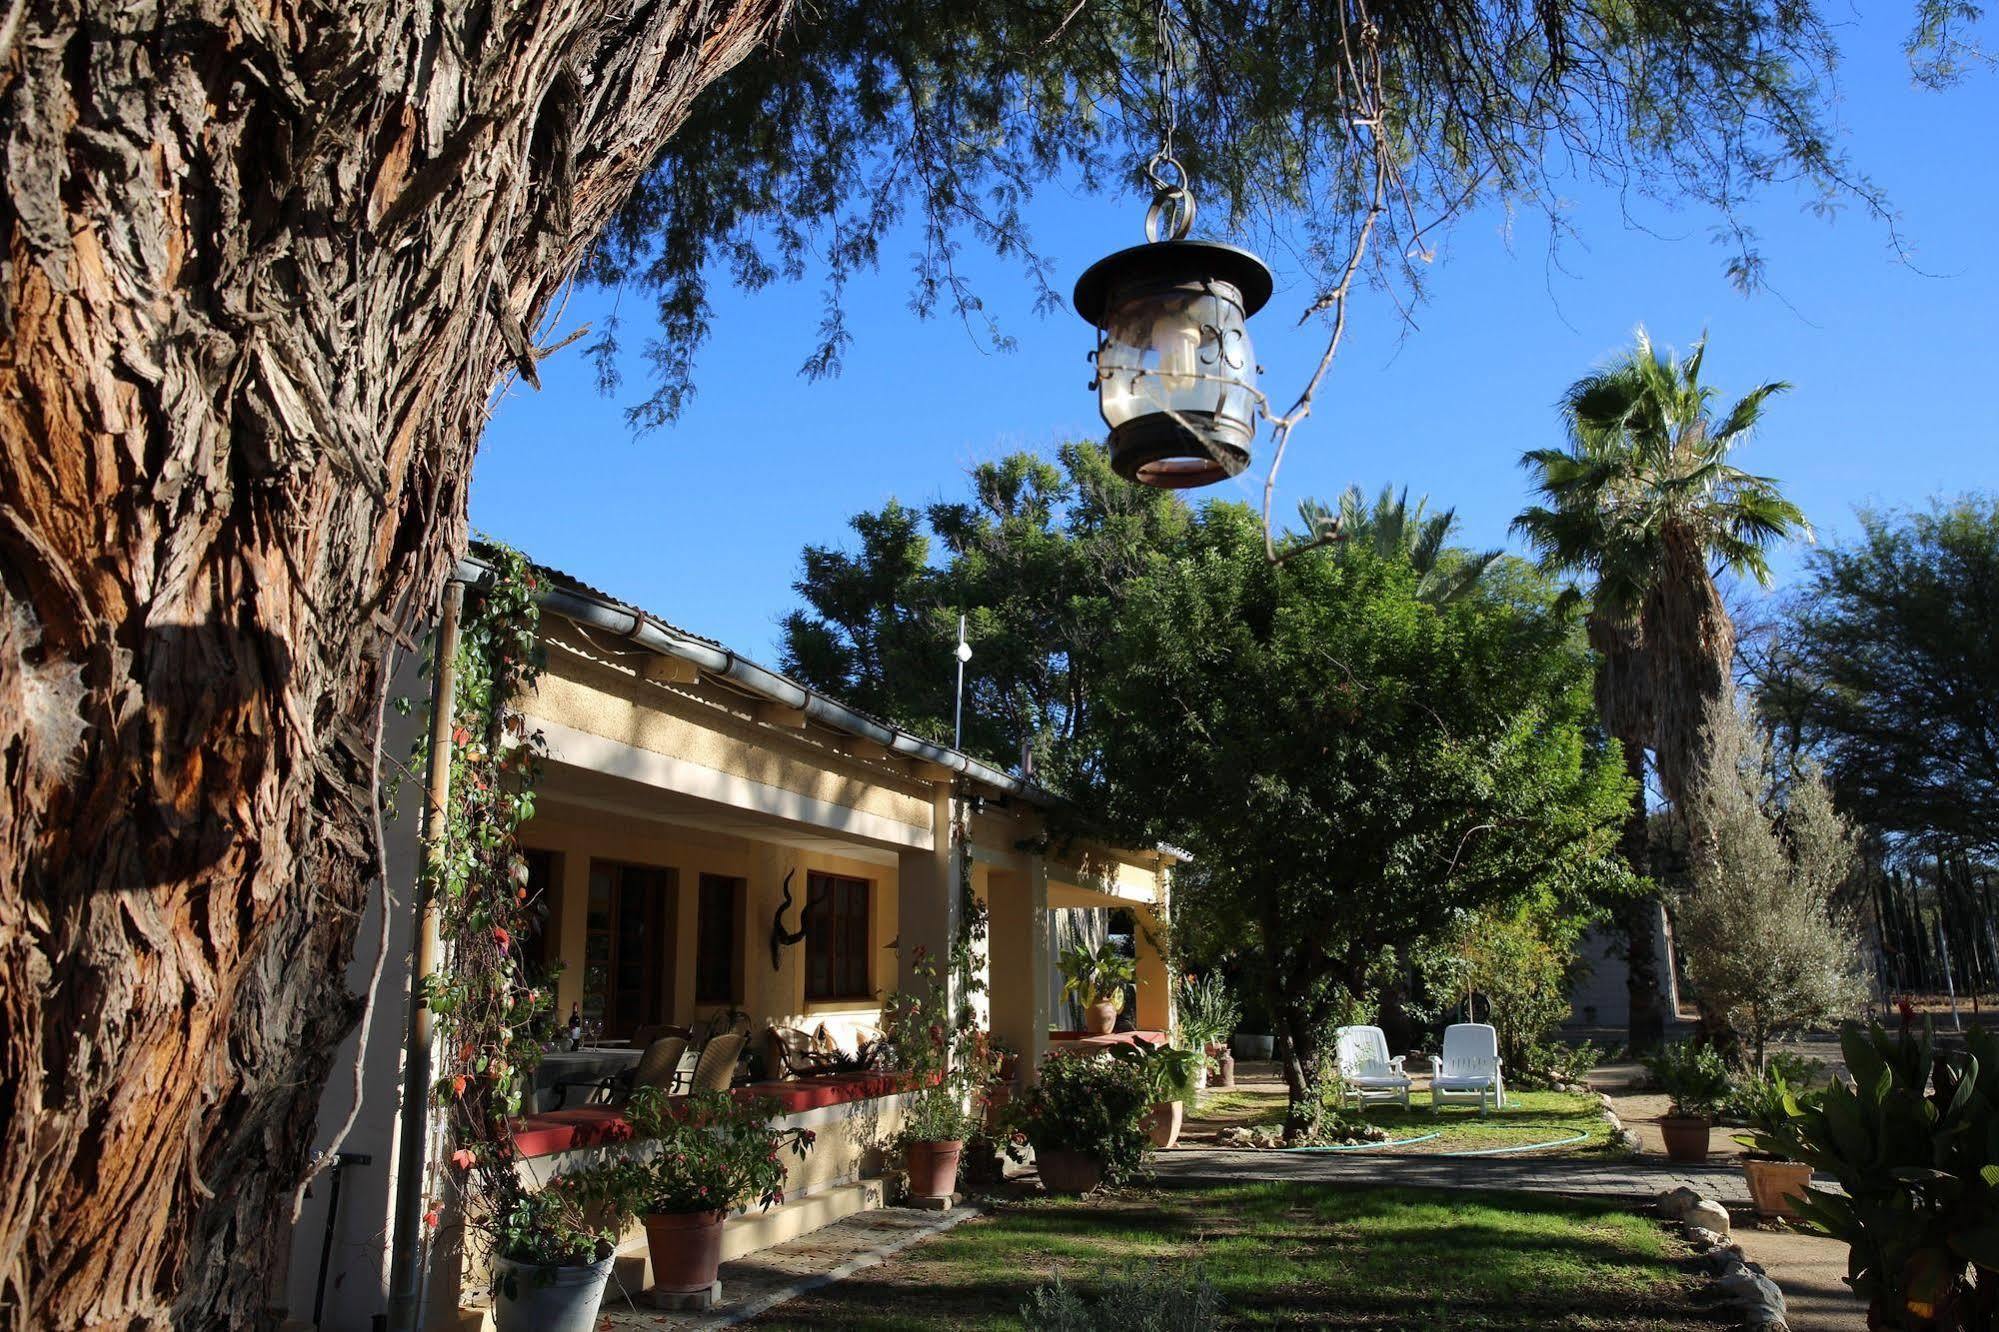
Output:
(1144, 0), (1195, 241)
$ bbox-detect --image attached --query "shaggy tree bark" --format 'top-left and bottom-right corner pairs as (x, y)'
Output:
(1585, 615), (1668, 1049)
(0, 2), (786, 1326)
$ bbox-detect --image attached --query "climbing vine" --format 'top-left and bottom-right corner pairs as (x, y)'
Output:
(417, 543), (557, 1237)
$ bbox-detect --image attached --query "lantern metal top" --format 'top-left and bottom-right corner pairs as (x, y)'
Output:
(1072, 238), (1275, 328)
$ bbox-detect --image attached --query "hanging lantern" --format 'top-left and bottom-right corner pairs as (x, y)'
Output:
(1074, 161), (1273, 489)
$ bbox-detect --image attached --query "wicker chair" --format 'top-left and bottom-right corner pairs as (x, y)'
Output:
(689, 1032), (746, 1092)
(629, 1035), (689, 1095)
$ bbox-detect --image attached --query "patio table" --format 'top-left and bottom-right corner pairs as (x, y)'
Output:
(529, 1048), (642, 1112)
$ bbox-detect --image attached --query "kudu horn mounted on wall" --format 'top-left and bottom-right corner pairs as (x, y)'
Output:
(768, 868), (826, 971)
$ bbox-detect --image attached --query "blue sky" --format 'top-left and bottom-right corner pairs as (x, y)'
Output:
(473, 5), (1997, 664)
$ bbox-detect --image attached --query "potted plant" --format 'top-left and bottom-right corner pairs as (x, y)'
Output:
(1006, 1051), (1153, 1193)
(488, 1171), (626, 1332)
(879, 951), (985, 1201)
(1059, 938), (1136, 1035)
(1174, 972), (1241, 1096)
(1120, 1040), (1202, 1149)
(1729, 1069), (1818, 1219)
(1644, 1040), (1731, 1164)
(1761, 1020), (1999, 1328)
(616, 1087), (815, 1296)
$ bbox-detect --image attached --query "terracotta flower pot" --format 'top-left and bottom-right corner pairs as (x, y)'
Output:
(982, 1082), (1014, 1135)
(904, 1139), (964, 1199)
(1148, 1100), (1184, 1149)
(491, 1253), (615, 1332)
(1659, 1114), (1713, 1164)
(1743, 1158), (1814, 1219)
(1036, 1147), (1104, 1195)
(643, 1208), (729, 1294)
(1083, 1000), (1118, 1035)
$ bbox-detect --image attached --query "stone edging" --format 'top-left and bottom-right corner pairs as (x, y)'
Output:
(691, 1204), (984, 1329)
(1598, 1092), (1642, 1152)
(1655, 1187), (1789, 1331)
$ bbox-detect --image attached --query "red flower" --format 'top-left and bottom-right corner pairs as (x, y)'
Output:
(424, 1208), (441, 1229)
(493, 926), (511, 952)
(452, 1074), (468, 1097)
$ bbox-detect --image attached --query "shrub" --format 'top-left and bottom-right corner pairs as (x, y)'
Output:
(1174, 972), (1240, 1052)
(880, 951), (988, 1146)
(1644, 1041), (1731, 1119)
(1009, 1052), (1154, 1185)
(491, 1168), (622, 1269)
(1758, 1022), (1999, 1330)
(1721, 1053), (1826, 1128)
(1113, 1038), (1203, 1105)
(1416, 909), (1580, 1068)
(1677, 699), (1867, 1071)
(1021, 1265), (1221, 1331)
(1511, 1039), (1603, 1091)
(611, 1088), (815, 1216)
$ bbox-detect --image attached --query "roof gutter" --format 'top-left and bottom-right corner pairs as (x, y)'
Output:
(454, 556), (1048, 804)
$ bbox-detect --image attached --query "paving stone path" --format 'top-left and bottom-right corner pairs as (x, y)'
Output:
(596, 1204), (978, 1329)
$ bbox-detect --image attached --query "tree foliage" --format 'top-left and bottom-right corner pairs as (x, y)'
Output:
(780, 442), (1188, 786)
(1297, 485), (1502, 605)
(1762, 497), (1999, 859)
(1084, 503), (1633, 1125)
(1515, 327), (1809, 812)
(1678, 695), (1867, 1071)
(581, 0), (1938, 425)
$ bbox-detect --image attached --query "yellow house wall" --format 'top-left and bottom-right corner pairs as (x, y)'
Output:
(519, 802), (901, 1050)
(524, 638), (934, 832)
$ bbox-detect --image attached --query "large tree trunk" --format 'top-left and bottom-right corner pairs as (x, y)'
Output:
(1586, 613), (1668, 1050)
(1617, 747), (1668, 1051)
(1645, 522), (1735, 814)
(0, 2), (786, 1326)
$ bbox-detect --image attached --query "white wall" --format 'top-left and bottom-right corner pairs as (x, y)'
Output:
(281, 647), (432, 1330)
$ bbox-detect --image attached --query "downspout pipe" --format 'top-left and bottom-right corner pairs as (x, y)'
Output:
(385, 579), (464, 1331)
(454, 557), (1041, 801)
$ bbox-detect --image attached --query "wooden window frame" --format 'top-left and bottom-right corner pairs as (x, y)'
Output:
(694, 873), (744, 1005)
(804, 871), (872, 1002)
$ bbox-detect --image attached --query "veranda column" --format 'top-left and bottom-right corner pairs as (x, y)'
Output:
(1131, 863), (1175, 1035)
(986, 861), (1050, 1081)
(896, 781), (962, 999)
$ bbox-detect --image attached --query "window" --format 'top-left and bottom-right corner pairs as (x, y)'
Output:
(583, 860), (676, 1038)
(695, 874), (743, 1004)
(805, 872), (871, 1001)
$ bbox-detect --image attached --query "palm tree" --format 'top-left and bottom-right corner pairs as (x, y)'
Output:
(1300, 485), (1503, 605)
(1514, 327), (1810, 1047)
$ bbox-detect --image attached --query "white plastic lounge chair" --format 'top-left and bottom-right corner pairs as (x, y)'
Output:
(1431, 1023), (1505, 1113)
(1334, 1025), (1412, 1109)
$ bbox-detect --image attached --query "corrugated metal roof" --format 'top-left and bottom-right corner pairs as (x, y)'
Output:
(458, 543), (1049, 805)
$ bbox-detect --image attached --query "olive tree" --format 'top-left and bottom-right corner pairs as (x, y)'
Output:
(1678, 695), (1868, 1071)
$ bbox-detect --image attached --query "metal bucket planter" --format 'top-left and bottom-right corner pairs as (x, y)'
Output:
(1232, 1033), (1274, 1061)
(491, 1253), (616, 1332)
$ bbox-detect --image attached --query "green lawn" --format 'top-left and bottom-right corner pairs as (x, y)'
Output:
(1194, 1086), (1623, 1156)
(749, 1183), (1720, 1329)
